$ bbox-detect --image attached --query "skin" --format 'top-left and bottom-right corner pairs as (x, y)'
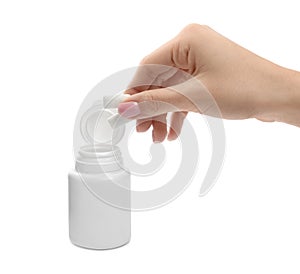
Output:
(118, 24), (300, 142)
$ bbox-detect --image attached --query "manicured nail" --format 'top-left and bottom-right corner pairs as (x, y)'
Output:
(167, 133), (177, 141)
(152, 131), (163, 143)
(118, 102), (141, 118)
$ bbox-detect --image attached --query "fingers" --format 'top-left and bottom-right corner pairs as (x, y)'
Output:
(125, 85), (162, 95)
(140, 39), (176, 67)
(125, 37), (190, 94)
(136, 118), (152, 132)
(136, 113), (184, 143)
(152, 114), (167, 143)
(167, 111), (188, 141)
(118, 92), (187, 142)
(120, 26), (204, 142)
(137, 112), (186, 143)
(118, 87), (189, 119)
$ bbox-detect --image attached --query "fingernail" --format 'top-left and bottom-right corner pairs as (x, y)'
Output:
(118, 102), (141, 118)
(167, 135), (177, 141)
(153, 133), (162, 143)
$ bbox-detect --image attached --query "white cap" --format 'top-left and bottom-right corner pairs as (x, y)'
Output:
(107, 113), (132, 129)
(80, 102), (125, 145)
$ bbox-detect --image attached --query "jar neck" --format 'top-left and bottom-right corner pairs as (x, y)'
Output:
(75, 144), (123, 174)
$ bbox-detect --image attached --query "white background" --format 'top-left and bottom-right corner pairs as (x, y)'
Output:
(1, 0), (300, 273)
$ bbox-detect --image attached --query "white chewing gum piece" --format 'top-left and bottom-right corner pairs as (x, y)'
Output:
(108, 113), (132, 129)
(103, 93), (130, 109)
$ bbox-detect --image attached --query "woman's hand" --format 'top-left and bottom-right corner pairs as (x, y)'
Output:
(118, 24), (300, 142)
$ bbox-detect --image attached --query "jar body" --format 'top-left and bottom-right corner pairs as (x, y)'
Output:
(68, 169), (131, 249)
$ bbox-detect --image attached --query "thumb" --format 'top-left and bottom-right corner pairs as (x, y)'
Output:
(118, 87), (190, 119)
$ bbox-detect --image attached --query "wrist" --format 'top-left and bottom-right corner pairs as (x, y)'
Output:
(254, 65), (300, 127)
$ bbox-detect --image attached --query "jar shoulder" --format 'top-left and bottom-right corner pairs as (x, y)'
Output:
(68, 169), (130, 180)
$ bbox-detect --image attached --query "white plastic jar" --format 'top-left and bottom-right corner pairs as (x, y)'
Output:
(69, 102), (131, 250)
